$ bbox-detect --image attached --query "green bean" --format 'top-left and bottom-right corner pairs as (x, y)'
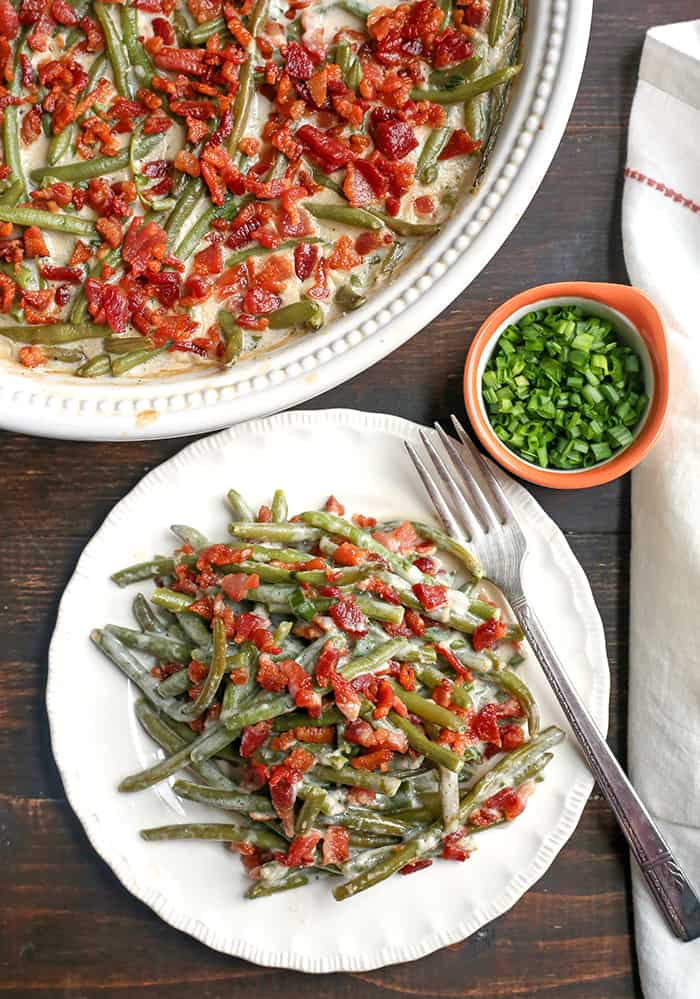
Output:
(345, 57), (362, 93)
(428, 54), (481, 88)
(367, 209), (441, 237)
(338, 638), (409, 682)
(225, 236), (324, 269)
(189, 15), (226, 44)
(332, 809), (412, 838)
(246, 872), (309, 898)
(265, 490), (288, 525)
(151, 587), (195, 613)
(266, 300), (324, 331)
(221, 649), (258, 724)
(488, 0), (511, 45)
(380, 241), (405, 275)
(30, 135), (157, 184)
(225, 694), (292, 731)
(335, 39), (352, 77)
(230, 522), (322, 544)
(104, 624), (191, 663)
(46, 126), (74, 168)
(310, 167), (344, 197)
(0, 180), (23, 208)
(111, 341), (169, 377)
(111, 558), (175, 587)
(334, 727), (562, 900)
(158, 668), (191, 697)
(387, 712), (464, 772)
(313, 765), (401, 797)
(472, 666), (540, 736)
(386, 679), (466, 731)
(416, 127), (450, 185)
(165, 177), (204, 246)
(335, 0), (370, 15)
(189, 722), (237, 763)
(171, 524), (209, 550)
(94, 3), (132, 97)
(173, 196), (243, 260)
(141, 823), (287, 851)
(91, 628), (187, 720)
(306, 201), (383, 231)
(120, 3), (152, 80)
(4, 35), (27, 196)
(76, 353), (111, 377)
(133, 594), (167, 636)
(227, 489), (255, 522)
(353, 595), (404, 626)
(272, 707), (343, 732)
(473, 0), (524, 189)
(295, 785), (326, 835)
(180, 617), (227, 719)
(47, 51), (108, 167)
(120, 741), (193, 792)
(217, 311), (244, 365)
(176, 610), (213, 648)
(227, 0), (268, 155)
(134, 699), (234, 790)
(0, 206), (97, 237)
(335, 283), (366, 311)
(415, 664), (471, 710)
(173, 780), (275, 817)
(410, 65), (521, 104)
(299, 511), (433, 586)
(436, 0), (451, 27)
(104, 336), (151, 355)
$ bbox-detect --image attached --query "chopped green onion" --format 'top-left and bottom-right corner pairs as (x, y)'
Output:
(482, 305), (647, 470)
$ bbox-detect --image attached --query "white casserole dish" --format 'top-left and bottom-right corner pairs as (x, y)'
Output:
(0, 0), (592, 440)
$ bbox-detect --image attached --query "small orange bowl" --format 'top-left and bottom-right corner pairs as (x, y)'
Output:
(464, 282), (669, 489)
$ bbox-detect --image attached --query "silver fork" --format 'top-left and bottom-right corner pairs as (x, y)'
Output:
(405, 414), (700, 942)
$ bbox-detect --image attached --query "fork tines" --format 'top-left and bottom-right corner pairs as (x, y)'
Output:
(405, 415), (515, 543)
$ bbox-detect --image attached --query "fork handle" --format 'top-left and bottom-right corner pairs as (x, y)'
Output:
(513, 595), (700, 942)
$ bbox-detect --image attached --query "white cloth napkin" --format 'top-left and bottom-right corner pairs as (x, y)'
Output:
(623, 19), (700, 999)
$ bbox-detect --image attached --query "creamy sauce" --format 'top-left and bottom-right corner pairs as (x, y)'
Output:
(0, 0), (518, 379)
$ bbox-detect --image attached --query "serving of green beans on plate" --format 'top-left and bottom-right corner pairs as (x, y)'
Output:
(93, 485), (561, 901)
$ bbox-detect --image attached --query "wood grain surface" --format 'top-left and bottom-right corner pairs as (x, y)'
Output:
(1, 3), (694, 995)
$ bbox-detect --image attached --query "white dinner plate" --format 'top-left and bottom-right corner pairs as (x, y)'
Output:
(3, 0), (592, 441)
(47, 409), (609, 971)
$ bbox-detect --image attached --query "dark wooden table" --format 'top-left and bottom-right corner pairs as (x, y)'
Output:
(3, 3), (694, 995)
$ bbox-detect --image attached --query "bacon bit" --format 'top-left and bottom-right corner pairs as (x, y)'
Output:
(329, 595), (368, 638)
(372, 521), (418, 553)
(322, 825), (349, 864)
(327, 234), (362, 271)
(238, 136), (260, 156)
(174, 149), (201, 176)
(69, 240), (91, 266)
(230, 666), (248, 685)
(23, 226), (48, 258)
(188, 659), (209, 683)
(350, 747), (393, 771)
(240, 719), (272, 757)
(412, 582), (447, 611)
(471, 617), (507, 651)
(95, 216), (123, 249)
(20, 105), (41, 144)
(307, 65), (328, 107)
(295, 725), (334, 744)
(324, 494), (342, 516)
(270, 730), (296, 752)
(347, 786), (376, 806)
(0, 271), (15, 312)
(332, 541), (365, 567)
(286, 830), (322, 868)
(435, 643), (472, 680)
(414, 195), (434, 216)
(372, 678), (394, 720)
(405, 609), (425, 636)
(221, 572), (260, 601)
(18, 344), (45, 368)
(432, 678), (452, 707)
(352, 513), (377, 528)
(442, 826), (471, 861)
(399, 858), (433, 875)
(438, 128), (481, 160)
(470, 703), (501, 747)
